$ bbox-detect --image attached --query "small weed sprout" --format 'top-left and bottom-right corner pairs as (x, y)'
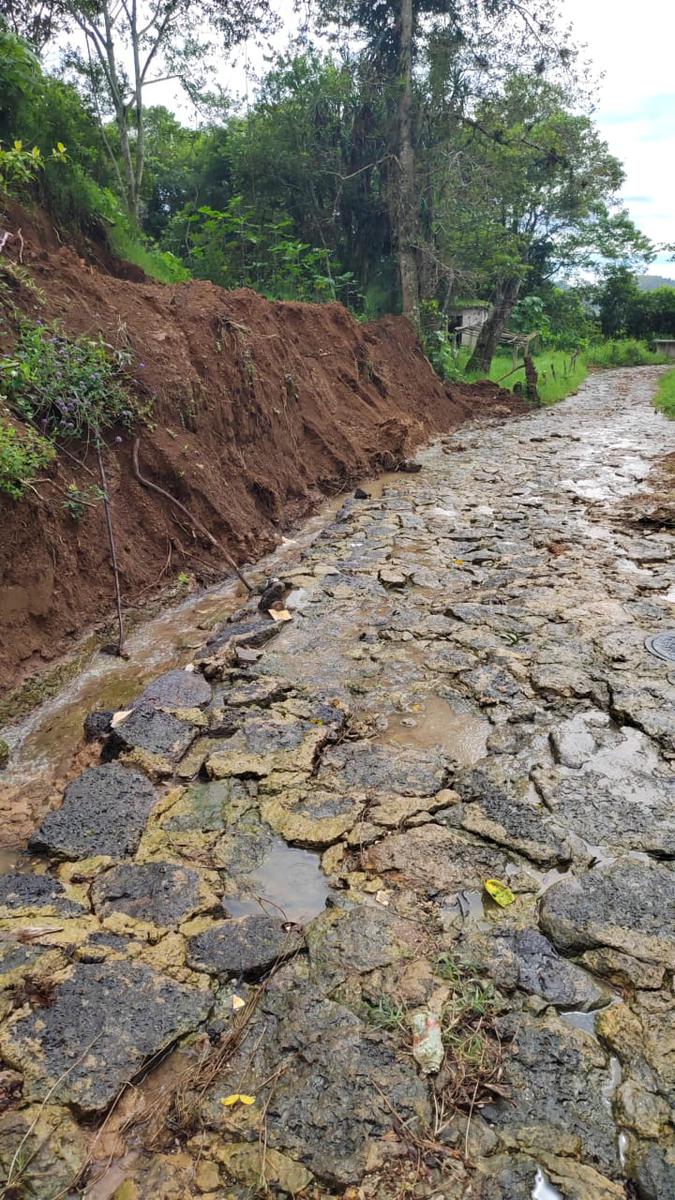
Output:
(365, 993), (407, 1031)
(433, 952), (505, 1112)
(62, 482), (105, 519)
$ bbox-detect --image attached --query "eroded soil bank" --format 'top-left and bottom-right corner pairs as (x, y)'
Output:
(0, 201), (518, 695)
(0, 367), (674, 1200)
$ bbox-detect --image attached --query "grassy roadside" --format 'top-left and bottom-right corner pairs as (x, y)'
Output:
(654, 369), (675, 418)
(464, 349), (588, 406)
(461, 340), (671, 407)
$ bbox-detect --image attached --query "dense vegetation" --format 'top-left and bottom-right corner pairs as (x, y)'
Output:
(655, 370), (675, 419)
(0, 2), (674, 415)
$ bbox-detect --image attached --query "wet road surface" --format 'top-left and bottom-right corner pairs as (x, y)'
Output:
(0, 366), (674, 1199)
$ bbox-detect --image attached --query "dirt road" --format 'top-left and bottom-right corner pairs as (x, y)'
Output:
(1, 367), (674, 1199)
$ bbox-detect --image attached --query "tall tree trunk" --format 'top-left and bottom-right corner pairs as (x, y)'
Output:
(130, 0), (145, 219)
(116, 105), (138, 219)
(97, 1), (139, 219)
(467, 276), (522, 374)
(395, 0), (421, 328)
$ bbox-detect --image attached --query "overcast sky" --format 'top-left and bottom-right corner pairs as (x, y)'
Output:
(563, 0), (675, 277)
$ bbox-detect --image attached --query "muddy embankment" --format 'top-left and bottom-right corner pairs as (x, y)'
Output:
(0, 202), (520, 697)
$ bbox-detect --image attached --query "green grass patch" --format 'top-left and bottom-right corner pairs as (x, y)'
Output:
(654, 368), (675, 418)
(465, 349), (588, 405)
(585, 338), (667, 368)
(108, 221), (190, 283)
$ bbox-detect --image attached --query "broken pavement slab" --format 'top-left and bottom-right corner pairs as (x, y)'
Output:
(364, 822), (539, 896)
(139, 667), (213, 710)
(186, 913), (304, 979)
(0, 960), (212, 1113)
(199, 967), (430, 1186)
(0, 1104), (89, 1200)
(205, 709), (332, 779)
(0, 872), (87, 919)
(91, 860), (220, 933)
(28, 763), (158, 861)
(105, 703), (199, 765)
(539, 858), (675, 970)
(484, 1010), (621, 1180)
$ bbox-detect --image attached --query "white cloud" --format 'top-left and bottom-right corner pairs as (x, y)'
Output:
(563, 0), (675, 276)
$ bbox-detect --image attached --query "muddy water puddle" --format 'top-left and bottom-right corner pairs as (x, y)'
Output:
(377, 693), (489, 766)
(224, 839), (331, 924)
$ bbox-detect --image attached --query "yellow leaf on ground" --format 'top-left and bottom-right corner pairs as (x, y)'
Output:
(221, 1093), (256, 1107)
(484, 879), (516, 908)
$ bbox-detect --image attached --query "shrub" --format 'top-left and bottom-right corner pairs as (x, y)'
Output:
(586, 339), (666, 368)
(654, 369), (675, 419)
(0, 415), (55, 498)
(0, 138), (67, 196)
(0, 321), (134, 439)
(420, 299), (466, 382)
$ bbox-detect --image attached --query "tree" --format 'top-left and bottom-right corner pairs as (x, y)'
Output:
(596, 268), (675, 340)
(314, 0), (580, 328)
(56, 0), (276, 219)
(453, 76), (652, 371)
(596, 266), (642, 338)
(0, 1), (68, 51)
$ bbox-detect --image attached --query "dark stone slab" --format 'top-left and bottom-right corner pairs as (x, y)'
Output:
(319, 740), (448, 797)
(484, 1012), (620, 1179)
(83, 710), (114, 741)
(539, 859), (675, 970)
(452, 765), (569, 866)
(206, 615), (280, 653)
(28, 764), (157, 861)
(200, 971), (430, 1186)
(489, 928), (608, 1011)
(106, 705), (197, 763)
(628, 1140), (675, 1200)
(139, 668), (212, 710)
(186, 914), (304, 979)
(91, 861), (209, 927)
(0, 960), (212, 1113)
(0, 873), (86, 917)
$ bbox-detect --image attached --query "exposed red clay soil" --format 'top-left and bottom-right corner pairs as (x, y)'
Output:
(0, 202), (523, 697)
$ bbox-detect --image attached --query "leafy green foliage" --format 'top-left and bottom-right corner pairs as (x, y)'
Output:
(0, 137), (66, 195)
(62, 482), (105, 518)
(170, 198), (355, 303)
(0, 414), (55, 498)
(654, 369), (675, 419)
(585, 339), (667, 368)
(1, 322), (135, 439)
(596, 267), (675, 339)
(419, 300), (465, 381)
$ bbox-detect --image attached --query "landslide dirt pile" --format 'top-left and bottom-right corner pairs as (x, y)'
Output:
(0, 203), (520, 693)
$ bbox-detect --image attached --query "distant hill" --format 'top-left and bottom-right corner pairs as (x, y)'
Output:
(637, 274), (675, 292)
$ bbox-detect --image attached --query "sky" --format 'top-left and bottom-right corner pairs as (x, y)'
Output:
(563, 0), (675, 278)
